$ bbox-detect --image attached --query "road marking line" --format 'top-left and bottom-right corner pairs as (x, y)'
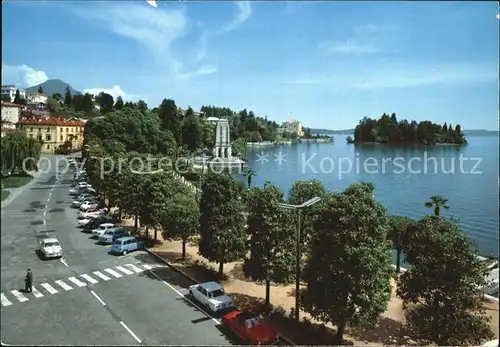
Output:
(80, 274), (98, 284)
(90, 290), (106, 306)
(115, 266), (133, 275)
(104, 268), (122, 278)
(55, 280), (73, 291)
(125, 263), (143, 273)
(31, 286), (44, 298)
(93, 271), (111, 281)
(1, 293), (12, 306)
(119, 321), (142, 343)
(43, 211), (47, 216)
(68, 276), (87, 287)
(43, 220), (47, 225)
(148, 270), (220, 325)
(142, 264), (154, 270)
(40, 283), (58, 294)
(60, 258), (68, 266)
(10, 290), (28, 302)
(46, 198), (50, 203)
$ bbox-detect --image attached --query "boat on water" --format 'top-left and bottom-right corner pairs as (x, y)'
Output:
(477, 256), (499, 296)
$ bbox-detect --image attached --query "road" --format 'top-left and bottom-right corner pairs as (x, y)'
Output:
(1, 155), (236, 345)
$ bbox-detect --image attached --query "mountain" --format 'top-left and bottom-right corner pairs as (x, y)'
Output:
(310, 128), (355, 135)
(25, 79), (81, 96)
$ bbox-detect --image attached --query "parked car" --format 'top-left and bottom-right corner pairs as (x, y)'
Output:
(82, 216), (114, 232)
(78, 208), (107, 219)
(72, 199), (95, 209)
(79, 201), (98, 211)
(98, 227), (128, 244)
(221, 310), (279, 345)
(91, 223), (115, 238)
(109, 236), (144, 255)
(188, 281), (233, 312)
(38, 237), (63, 259)
(78, 213), (107, 226)
(69, 186), (90, 195)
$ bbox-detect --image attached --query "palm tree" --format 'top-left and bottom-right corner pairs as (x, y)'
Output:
(425, 195), (449, 216)
(245, 169), (256, 188)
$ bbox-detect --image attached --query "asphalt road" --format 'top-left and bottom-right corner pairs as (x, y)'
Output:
(1, 155), (236, 345)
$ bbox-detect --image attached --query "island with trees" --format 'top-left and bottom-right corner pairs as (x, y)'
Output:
(348, 113), (467, 145)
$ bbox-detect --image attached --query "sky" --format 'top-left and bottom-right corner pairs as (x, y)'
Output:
(2, 1), (499, 130)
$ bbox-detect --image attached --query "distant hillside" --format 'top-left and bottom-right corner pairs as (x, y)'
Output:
(463, 130), (499, 136)
(26, 79), (81, 96)
(310, 128), (354, 135)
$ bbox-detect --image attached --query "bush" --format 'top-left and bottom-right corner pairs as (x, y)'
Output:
(182, 172), (201, 183)
(1, 174), (33, 188)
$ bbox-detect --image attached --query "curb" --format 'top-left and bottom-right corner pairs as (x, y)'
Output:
(145, 248), (297, 345)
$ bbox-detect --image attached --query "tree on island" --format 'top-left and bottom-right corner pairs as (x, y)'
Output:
(397, 215), (494, 345)
(353, 113), (467, 145)
(300, 182), (393, 344)
(243, 182), (295, 305)
(198, 171), (247, 277)
(424, 195), (449, 216)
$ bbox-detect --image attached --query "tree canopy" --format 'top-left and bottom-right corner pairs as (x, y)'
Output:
(353, 113), (467, 145)
(0, 130), (41, 173)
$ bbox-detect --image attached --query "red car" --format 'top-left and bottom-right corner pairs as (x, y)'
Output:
(221, 310), (279, 345)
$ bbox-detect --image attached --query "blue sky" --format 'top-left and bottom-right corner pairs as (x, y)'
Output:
(2, 1), (499, 130)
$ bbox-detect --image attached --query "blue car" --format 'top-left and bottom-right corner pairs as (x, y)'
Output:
(110, 236), (144, 255)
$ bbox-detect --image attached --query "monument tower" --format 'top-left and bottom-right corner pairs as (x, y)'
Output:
(213, 119), (232, 158)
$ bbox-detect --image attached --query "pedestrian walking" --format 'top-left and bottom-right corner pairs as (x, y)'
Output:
(25, 268), (33, 293)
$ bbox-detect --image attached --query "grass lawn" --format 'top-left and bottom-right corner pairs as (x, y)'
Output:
(1, 174), (33, 188)
(1, 190), (11, 201)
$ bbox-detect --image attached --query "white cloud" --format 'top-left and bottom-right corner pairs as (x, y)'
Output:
(217, 1), (252, 33)
(176, 65), (217, 79)
(83, 85), (139, 101)
(1, 63), (49, 87)
(318, 41), (381, 54)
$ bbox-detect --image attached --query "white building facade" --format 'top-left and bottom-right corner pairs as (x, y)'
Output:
(281, 119), (304, 137)
(26, 92), (48, 104)
(1, 101), (23, 128)
(1, 85), (26, 102)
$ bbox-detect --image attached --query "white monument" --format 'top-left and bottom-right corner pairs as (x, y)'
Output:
(213, 119), (232, 158)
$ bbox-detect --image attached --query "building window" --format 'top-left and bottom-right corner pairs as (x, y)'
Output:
(45, 134), (51, 142)
(46, 144), (50, 150)
(47, 128), (50, 132)
(37, 135), (42, 142)
(29, 133), (33, 138)
(75, 135), (78, 140)
(30, 128), (33, 132)
(60, 135), (63, 141)
(66, 128), (68, 132)
(38, 128), (41, 132)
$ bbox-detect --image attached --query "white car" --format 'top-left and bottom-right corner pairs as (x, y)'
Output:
(80, 201), (98, 211)
(78, 215), (106, 226)
(38, 238), (63, 259)
(91, 223), (115, 238)
(72, 199), (92, 208)
(78, 208), (106, 219)
(188, 281), (233, 312)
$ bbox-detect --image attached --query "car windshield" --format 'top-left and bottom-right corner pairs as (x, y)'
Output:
(113, 240), (122, 245)
(210, 289), (225, 297)
(104, 230), (113, 235)
(44, 242), (59, 247)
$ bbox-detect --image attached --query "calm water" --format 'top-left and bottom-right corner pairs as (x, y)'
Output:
(243, 135), (499, 257)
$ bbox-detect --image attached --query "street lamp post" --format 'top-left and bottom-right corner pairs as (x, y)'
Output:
(277, 196), (321, 321)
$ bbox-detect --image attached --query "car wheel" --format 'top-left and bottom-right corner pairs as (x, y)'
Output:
(122, 250), (127, 256)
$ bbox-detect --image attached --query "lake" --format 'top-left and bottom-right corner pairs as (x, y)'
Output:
(243, 135), (499, 257)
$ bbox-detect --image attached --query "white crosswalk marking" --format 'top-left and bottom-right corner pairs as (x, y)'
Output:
(40, 283), (58, 294)
(142, 264), (154, 270)
(68, 277), (87, 287)
(104, 268), (122, 278)
(125, 264), (143, 273)
(31, 286), (44, 298)
(80, 274), (98, 284)
(115, 266), (133, 275)
(55, 280), (73, 291)
(11, 290), (28, 302)
(1, 293), (12, 306)
(93, 271), (111, 281)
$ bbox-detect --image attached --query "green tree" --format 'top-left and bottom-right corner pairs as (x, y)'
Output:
(96, 92), (114, 114)
(52, 93), (62, 101)
(181, 107), (203, 152)
(424, 195), (449, 216)
(387, 215), (416, 273)
(300, 182), (393, 344)
(64, 86), (72, 106)
(161, 191), (200, 259)
(243, 183), (295, 305)
(37, 86), (44, 94)
(81, 93), (94, 113)
(158, 99), (182, 145)
(198, 171), (247, 277)
(231, 138), (247, 159)
(397, 216), (494, 345)
(0, 131), (41, 174)
(13, 89), (24, 105)
(114, 96), (124, 110)
(135, 100), (148, 114)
